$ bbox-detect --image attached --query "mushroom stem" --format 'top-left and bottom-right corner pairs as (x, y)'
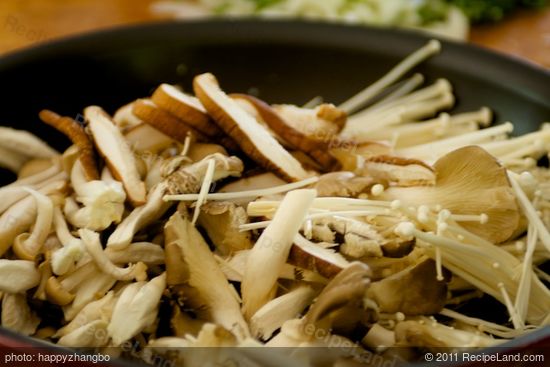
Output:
(80, 229), (147, 281)
(12, 188), (54, 261)
(338, 40), (441, 114)
(242, 189), (317, 320)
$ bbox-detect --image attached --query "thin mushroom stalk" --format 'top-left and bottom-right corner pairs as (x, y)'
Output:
(12, 188), (54, 261)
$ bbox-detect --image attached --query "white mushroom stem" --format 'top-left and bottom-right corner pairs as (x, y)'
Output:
(80, 229), (147, 281)
(396, 122), (514, 162)
(63, 271), (116, 321)
(0, 179), (64, 256)
(13, 188), (54, 260)
(439, 308), (535, 338)
(191, 158), (215, 225)
(0, 127), (58, 159)
(51, 208), (84, 276)
(247, 197), (394, 217)
(164, 176), (318, 202)
(242, 189), (317, 320)
(240, 208), (395, 231)
(338, 40), (441, 114)
(498, 282), (524, 330)
(57, 320), (110, 348)
(0, 170), (64, 215)
(0, 146), (29, 172)
(0, 260), (40, 293)
(107, 183), (170, 250)
(394, 222), (550, 326)
(508, 172), (550, 253)
(105, 242), (165, 266)
(482, 127), (550, 158)
(369, 73), (425, 108)
(348, 79), (451, 124)
(4, 161), (62, 188)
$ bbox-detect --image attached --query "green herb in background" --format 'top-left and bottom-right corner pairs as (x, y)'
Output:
(446, 0), (547, 23)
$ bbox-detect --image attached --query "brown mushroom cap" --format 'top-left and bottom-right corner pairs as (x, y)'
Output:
(193, 73), (310, 182)
(152, 83), (222, 137)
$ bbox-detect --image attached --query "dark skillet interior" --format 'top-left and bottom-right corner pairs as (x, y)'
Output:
(0, 19), (549, 358)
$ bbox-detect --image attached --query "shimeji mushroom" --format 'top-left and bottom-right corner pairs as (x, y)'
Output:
(80, 229), (147, 282)
(108, 273), (166, 346)
(12, 188), (54, 260)
(86, 106), (147, 206)
(164, 212), (250, 340)
(0, 126), (59, 172)
(0, 180), (65, 256)
(0, 260), (40, 293)
(50, 207), (84, 276)
(1, 293), (40, 336)
(241, 189), (317, 320)
(382, 146), (520, 244)
(66, 160), (126, 231)
(193, 73), (310, 182)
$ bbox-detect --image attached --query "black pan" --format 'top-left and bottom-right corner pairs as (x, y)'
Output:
(0, 19), (548, 365)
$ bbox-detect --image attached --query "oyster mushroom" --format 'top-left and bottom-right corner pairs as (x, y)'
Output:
(193, 73), (310, 182)
(242, 189), (317, 320)
(12, 188), (54, 261)
(289, 234), (350, 279)
(58, 320), (110, 347)
(382, 146), (520, 243)
(85, 106), (147, 206)
(1, 293), (40, 336)
(108, 273), (166, 346)
(164, 212), (250, 341)
(0, 260), (40, 293)
(39, 109), (99, 180)
(314, 172), (378, 198)
(357, 155), (435, 188)
(55, 291), (116, 338)
(366, 258), (449, 315)
(197, 201), (253, 255)
(50, 207), (84, 276)
(250, 285), (317, 340)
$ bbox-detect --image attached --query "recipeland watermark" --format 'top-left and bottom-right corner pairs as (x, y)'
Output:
(3, 15), (48, 43)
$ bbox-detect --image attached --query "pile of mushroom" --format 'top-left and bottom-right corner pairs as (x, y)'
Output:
(0, 40), (549, 366)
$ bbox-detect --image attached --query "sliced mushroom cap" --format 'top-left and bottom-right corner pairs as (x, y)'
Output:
(231, 94), (336, 169)
(289, 235), (350, 279)
(367, 258), (449, 315)
(133, 98), (207, 143)
(152, 83), (223, 137)
(86, 106), (147, 206)
(330, 140), (392, 171)
(272, 103), (346, 140)
(315, 171), (378, 197)
(193, 73), (310, 182)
